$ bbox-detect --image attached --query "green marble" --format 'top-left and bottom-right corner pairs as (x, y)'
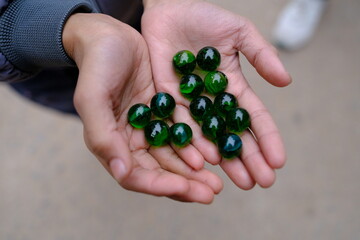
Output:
(127, 103), (152, 128)
(204, 71), (228, 95)
(196, 46), (221, 71)
(173, 50), (196, 74)
(180, 74), (204, 99)
(217, 133), (243, 159)
(226, 108), (251, 133)
(170, 123), (193, 147)
(150, 92), (176, 119)
(189, 96), (213, 121)
(144, 120), (170, 146)
(201, 115), (226, 141)
(214, 92), (238, 117)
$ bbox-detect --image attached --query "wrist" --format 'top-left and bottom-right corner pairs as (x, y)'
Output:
(63, 13), (142, 69)
(63, 13), (118, 67)
(62, 13), (86, 64)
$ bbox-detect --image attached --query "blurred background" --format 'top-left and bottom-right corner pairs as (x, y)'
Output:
(1, 0), (359, 239)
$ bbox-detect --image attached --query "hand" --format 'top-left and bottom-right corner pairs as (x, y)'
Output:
(141, 0), (292, 189)
(62, 13), (222, 203)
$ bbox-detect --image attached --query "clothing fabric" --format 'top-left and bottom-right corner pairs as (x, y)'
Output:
(0, 0), (32, 82)
(0, 0), (143, 113)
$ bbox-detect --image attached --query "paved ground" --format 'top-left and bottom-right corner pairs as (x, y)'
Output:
(1, 0), (359, 239)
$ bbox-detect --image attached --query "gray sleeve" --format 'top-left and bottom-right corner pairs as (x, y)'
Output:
(0, 52), (32, 82)
(0, 0), (99, 74)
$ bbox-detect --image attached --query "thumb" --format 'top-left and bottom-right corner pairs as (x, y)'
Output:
(109, 158), (128, 181)
(74, 72), (133, 183)
(80, 102), (133, 183)
(236, 18), (292, 87)
(107, 132), (134, 182)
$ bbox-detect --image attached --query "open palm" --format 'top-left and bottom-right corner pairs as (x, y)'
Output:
(141, 0), (292, 189)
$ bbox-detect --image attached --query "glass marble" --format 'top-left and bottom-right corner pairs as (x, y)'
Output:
(214, 92), (238, 117)
(204, 71), (228, 95)
(150, 92), (176, 119)
(226, 108), (251, 133)
(180, 74), (204, 99)
(144, 120), (170, 146)
(189, 96), (213, 122)
(217, 133), (243, 159)
(201, 115), (226, 141)
(173, 50), (196, 74)
(127, 103), (152, 128)
(196, 46), (221, 71)
(170, 123), (193, 147)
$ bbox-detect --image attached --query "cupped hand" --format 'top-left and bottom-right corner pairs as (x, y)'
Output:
(62, 13), (223, 203)
(141, 0), (292, 189)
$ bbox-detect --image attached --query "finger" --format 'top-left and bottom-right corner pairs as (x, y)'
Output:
(74, 60), (138, 183)
(121, 151), (215, 203)
(225, 71), (287, 169)
(74, 92), (134, 183)
(172, 104), (222, 165)
(169, 180), (215, 204)
(235, 17), (292, 87)
(240, 130), (276, 188)
(122, 167), (190, 196)
(220, 157), (255, 190)
(166, 106), (206, 170)
(120, 148), (190, 196)
(149, 145), (223, 194)
(171, 143), (205, 170)
(84, 120), (134, 182)
(238, 88), (286, 169)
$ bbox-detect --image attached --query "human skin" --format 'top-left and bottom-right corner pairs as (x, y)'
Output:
(141, 0), (292, 189)
(62, 0), (292, 203)
(63, 13), (222, 204)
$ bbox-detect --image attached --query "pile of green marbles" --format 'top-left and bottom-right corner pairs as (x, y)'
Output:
(127, 92), (193, 147)
(173, 46), (250, 158)
(128, 46), (250, 159)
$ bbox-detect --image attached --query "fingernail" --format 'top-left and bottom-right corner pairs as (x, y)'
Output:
(109, 158), (127, 181)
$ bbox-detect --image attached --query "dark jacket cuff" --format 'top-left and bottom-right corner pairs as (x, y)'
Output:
(0, 0), (99, 72)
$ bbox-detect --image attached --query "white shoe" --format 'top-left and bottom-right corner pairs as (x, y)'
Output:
(272, 0), (328, 50)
